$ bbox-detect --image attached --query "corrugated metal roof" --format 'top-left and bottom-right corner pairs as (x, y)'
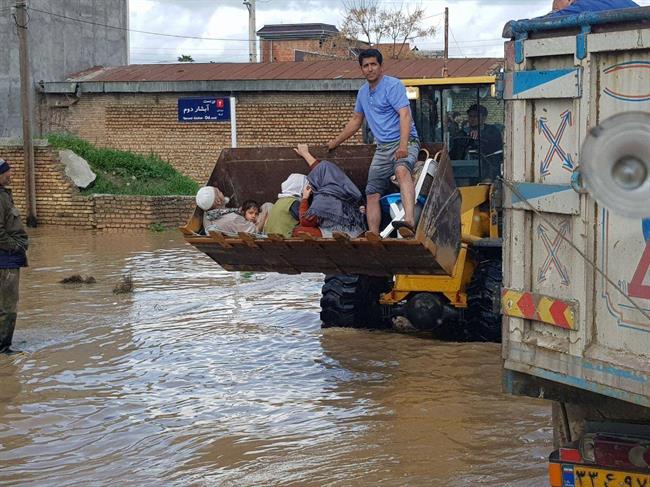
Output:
(67, 58), (502, 83)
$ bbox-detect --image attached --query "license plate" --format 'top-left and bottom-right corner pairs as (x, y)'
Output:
(561, 464), (650, 487)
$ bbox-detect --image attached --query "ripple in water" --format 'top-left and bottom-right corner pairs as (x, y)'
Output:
(0, 227), (551, 486)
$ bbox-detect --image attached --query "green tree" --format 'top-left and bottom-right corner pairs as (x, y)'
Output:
(177, 54), (194, 63)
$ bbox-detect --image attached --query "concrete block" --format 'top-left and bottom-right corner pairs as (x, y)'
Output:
(59, 149), (96, 189)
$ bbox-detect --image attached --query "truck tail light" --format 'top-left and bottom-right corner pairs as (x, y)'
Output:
(559, 446), (583, 463)
(580, 433), (650, 471)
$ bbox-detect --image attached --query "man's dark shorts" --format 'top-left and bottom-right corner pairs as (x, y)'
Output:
(366, 139), (420, 196)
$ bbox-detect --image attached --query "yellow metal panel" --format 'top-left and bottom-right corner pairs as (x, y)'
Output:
(459, 186), (489, 213)
(502, 289), (526, 318)
(443, 291), (467, 307)
(381, 246), (472, 307)
(537, 296), (555, 324)
(459, 186), (490, 239)
(402, 76), (496, 87)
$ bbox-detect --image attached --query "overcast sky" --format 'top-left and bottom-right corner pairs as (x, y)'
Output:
(129, 0), (650, 63)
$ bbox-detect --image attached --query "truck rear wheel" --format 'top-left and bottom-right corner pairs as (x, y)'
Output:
(320, 275), (390, 329)
(464, 259), (502, 342)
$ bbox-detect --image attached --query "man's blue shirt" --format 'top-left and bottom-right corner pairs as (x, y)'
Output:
(354, 75), (418, 144)
(548, 0), (639, 17)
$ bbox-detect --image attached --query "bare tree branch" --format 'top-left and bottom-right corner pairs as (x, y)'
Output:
(340, 1), (435, 59)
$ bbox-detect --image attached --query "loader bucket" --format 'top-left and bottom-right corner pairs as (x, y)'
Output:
(181, 145), (461, 276)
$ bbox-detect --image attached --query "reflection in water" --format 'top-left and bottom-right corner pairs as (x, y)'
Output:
(0, 227), (550, 486)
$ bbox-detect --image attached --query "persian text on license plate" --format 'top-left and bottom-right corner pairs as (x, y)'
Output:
(562, 464), (650, 487)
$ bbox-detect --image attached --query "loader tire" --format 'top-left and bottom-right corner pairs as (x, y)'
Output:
(464, 259), (503, 342)
(320, 275), (390, 329)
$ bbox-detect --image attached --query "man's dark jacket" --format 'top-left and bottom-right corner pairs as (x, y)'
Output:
(0, 185), (28, 268)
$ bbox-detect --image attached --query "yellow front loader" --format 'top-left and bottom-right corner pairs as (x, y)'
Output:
(182, 77), (504, 341)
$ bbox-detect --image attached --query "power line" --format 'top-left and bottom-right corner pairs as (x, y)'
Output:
(449, 27), (465, 57)
(26, 5), (505, 53)
(27, 6), (252, 42)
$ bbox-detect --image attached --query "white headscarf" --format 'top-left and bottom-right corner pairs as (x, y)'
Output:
(278, 173), (308, 199)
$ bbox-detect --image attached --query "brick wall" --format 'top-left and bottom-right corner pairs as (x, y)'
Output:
(260, 39), (323, 62)
(40, 91), (362, 184)
(0, 143), (195, 229)
(93, 195), (196, 230)
(0, 144), (94, 227)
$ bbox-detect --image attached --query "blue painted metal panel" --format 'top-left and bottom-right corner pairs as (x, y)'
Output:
(178, 97), (230, 123)
(512, 69), (577, 95)
(576, 25), (592, 60)
(515, 34), (527, 64)
(510, 182), (573, 203)
(503, 6), (650, 38)
(504, 344), (650, 408)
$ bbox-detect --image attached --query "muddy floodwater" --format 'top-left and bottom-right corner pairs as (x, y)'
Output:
(0, 227), (551, 486)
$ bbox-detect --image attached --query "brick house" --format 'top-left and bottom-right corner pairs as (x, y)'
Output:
(257, 23), (342, 62)
(37, 58), (502, 184)
(256, 23), (413, 62)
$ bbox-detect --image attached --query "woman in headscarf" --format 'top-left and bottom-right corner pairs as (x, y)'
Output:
(292, 144), (366, 238)
(263, 173), (308, 237)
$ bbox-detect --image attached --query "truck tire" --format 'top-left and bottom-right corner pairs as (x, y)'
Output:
(320, 275), (390, 329)
(464, 259), (502, 342)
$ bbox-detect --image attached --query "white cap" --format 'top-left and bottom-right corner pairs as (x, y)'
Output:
(196, 186), (229, 210)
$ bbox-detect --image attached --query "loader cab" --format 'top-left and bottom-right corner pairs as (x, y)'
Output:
(402, 77), (504, 186)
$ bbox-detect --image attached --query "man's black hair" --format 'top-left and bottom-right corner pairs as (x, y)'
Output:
(467, 104), (488, 118)
(358, 48), (383, 66)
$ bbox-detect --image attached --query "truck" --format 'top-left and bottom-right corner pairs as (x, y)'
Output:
(181, 75), (506, 341)
(500, 7), (650, 486)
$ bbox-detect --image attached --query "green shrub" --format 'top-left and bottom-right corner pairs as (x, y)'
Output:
(148, 222), (166, 232)
(47, 133), (200, 196)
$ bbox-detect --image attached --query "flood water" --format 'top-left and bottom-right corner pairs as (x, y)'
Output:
(0, 227), (551, 486)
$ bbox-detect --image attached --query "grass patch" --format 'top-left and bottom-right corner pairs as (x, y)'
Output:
(148, 222), (167, 232)
(47, 133), (199, 196)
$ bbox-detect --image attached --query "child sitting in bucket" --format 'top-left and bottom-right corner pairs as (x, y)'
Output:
(196, 187), (265, 234)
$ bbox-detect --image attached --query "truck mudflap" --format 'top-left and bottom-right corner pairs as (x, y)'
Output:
(181, 145), (461, 276)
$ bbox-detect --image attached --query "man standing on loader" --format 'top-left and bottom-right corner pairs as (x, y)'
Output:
(327, 49), (420, 237)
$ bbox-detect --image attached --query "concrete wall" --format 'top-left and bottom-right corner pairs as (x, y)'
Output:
(0, 0), (128, 137)
(40, 91), (363, 183)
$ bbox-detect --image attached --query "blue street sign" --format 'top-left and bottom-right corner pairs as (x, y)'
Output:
(178, 98), (230, 122)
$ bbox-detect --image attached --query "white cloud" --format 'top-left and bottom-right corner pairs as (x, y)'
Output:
(129, 0), (650, 63)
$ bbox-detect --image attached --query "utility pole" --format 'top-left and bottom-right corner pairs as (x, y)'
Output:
(15, 0), (37, 227)
(443, 7), (449, 78)
(243, 0), (257, 63)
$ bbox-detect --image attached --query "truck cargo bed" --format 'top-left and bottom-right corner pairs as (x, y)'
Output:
(181, 145), (461, 276)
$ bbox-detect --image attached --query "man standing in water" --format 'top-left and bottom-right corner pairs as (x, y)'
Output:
(0, 159), (28, 354)
(327, 49), (419, 237)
